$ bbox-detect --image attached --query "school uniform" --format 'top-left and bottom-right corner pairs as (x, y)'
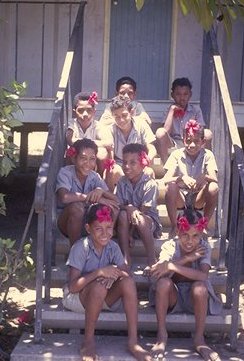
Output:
(116, 173), (162, 236)
(150, 239), (223, 315)
(56, 166), (108, 208)
(106, 116), (156, 165)
(67, 118), (102, 142)
(63, 237), (124, 312)
(163, 104), (205, 147)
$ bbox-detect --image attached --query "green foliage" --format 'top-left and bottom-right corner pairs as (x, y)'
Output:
(0, 81), (33, 324)
(134, 0), (244, 39)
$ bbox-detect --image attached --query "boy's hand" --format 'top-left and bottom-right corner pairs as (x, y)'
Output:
(185, 245), (206, 262)
(99, 197), (119, 210)
(194, 174), (207, 191)
(98, 265), (123, 280)
(182, 175), (196, 189)
(130, 209), (143, 226)
(149, 261), (169, 280)
(86, 188), (104, 203)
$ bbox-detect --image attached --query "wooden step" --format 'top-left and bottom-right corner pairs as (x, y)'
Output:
(55, 233), (221, 266)
(50, 265), (227, 294)
(40, 297), (236, 333)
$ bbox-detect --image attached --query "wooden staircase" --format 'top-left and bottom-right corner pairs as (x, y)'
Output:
(39, 159), (233, 338)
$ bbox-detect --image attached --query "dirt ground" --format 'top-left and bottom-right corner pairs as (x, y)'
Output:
(1, 131), (244, 360)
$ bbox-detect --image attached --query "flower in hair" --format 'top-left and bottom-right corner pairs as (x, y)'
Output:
(139, 151), (150, 168)
(104, 158), (115, 172)
(66, 146), (77, 157)
(177, 216), (190, 232)
(195, 217), (208, 232)
(185, 119), (200, 137)
(173, 108), (185, 119)
(96, 206), (112, 223)
(88, 91), (98, 106)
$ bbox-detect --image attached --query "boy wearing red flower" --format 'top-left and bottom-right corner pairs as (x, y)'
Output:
(148, 208), (222, 361)
(66, 91), (111, 174)
(56, 138), (119, 246)
(162, 120), (218, 238)
(63, 203), (151, 361)
(156, 77), (212, 163)
(103, 96), (157, 191)
(116, 143), (161, 268)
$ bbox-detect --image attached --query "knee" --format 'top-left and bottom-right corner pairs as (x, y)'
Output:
(119, 276), (136, 294)
(208, 182), (219, 195)
(87, 281), (107, 301)
(156, 277), (174, 294)
(118, 210), (128, 225)
(204, 128), (212, 142)
(191, 281), (208, 299)
(156, 127), (168, 141)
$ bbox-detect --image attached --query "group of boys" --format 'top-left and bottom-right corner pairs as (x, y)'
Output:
(55, 76), (221, 361)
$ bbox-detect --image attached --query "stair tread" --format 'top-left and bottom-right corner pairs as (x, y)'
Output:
(40, 297), (237, 332)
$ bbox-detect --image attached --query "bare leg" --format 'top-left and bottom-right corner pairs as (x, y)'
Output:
(57, 202), (85, 246)
(151, 277), (177, 358)
(156, 127), (173, 164)
(204, 128), (212, 150)
(136, 215), (156, 266)
(164, 182), (184, 234)
(117, 210), (132, 267)
(195, 182), (218, 221)
(80, 281), (108, 360)
(191, 281), (220, 361)
(106, 277), (152, 361)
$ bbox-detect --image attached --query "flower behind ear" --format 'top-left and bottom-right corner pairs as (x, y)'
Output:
(66, 146), (77, 158)
(139, 151), (150, 168)
(177, 216), (190, 232)
(88, 91), (98, 106)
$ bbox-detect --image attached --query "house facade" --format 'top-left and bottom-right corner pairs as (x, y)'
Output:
(0, 0), (244, 123)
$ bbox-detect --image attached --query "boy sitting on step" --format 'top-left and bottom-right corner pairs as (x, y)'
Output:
(116, 143), (162, 269)
(161, 119), (218, 238)
(99, 76), (152, 126)
(63, 203), (152, 361)
(103, 96), (157, 191)
(156, 77), (212, 163)
(148, 208), (222, 361)
(66, 91), (110, 175)
(56, 138), (119, 246)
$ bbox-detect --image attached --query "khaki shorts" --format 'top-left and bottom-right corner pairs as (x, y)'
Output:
(62, 285), (121, 313)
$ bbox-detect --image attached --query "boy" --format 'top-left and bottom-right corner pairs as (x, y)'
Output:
(56, 138), (119, 246)
(99, 76), (152, 126)
(103, 96), (157, 191)
(63, 203), (152, 361)
(66, 91), (110, 174)
(162, 119), (218, 238)
(148, 209), (222, 361)
(156, 77), (212, 163)
(116, 143), (161, 268)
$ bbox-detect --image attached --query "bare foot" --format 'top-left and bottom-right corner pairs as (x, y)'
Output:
(128, 342), (152, 361)
(195, 343), (221, 361)
(151, 333), (168, 360)
(80, 340), (98, 361)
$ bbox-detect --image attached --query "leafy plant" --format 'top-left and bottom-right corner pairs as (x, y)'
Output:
(0, 81), (34, 359)
(134, 0), (244, 40)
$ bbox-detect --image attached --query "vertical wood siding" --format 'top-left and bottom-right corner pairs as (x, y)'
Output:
(108, 0), (172, 100)
(0, 1), (79, 97)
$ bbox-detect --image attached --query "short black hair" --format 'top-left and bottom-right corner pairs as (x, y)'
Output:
(122, 143), (148, 155)
(116, 76), (137, 92)
(86, 203), (113, 224)
(171, 77), (192, 92)
(177, 208), (203, 225)
(110, 96), (134, 112)
(73, 138), (98, 155)
(73, 92), (97, 108)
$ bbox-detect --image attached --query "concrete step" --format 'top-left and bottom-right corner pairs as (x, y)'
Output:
(50, 265), (227, 294)
(11, 333), (239, 361)
(40, 298), (235, 333)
